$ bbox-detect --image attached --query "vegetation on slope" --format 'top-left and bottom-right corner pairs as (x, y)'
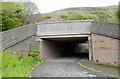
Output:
(2, 50), (43, 77)
(1, 2), (25, 31)
(42, 5), (119, 23)
(63, 13), (89, 20)
(1, 2), (42, 31)
(115, 5), (120, 20)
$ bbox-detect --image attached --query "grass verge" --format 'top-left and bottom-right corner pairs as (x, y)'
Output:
(2, 50), (43, 77)
(91, 61), (120, 68)
(77, 61), (103, 73)
(109, 74), (120, 78)
(77, 61), (120, 78)
(0, 50), (2, 79)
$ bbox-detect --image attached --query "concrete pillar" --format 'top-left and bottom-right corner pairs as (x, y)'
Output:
(88, 36), (93, 60)
(36, 38), (42, 59)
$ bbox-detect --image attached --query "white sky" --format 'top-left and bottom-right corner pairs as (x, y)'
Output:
(31, 0), (120, 13)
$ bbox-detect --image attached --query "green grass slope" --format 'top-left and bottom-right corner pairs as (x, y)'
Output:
(41, 5), (118, 23)
(2, 50), (43, 77)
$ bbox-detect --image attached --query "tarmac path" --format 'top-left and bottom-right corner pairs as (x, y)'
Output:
(31, 57), (110, 77)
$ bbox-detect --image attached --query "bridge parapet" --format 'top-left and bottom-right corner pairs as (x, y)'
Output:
(37, 20), (93, 36)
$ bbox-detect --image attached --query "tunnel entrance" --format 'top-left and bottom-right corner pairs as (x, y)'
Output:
(39, 36), (90, 60)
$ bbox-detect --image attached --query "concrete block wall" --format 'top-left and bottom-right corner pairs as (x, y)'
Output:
(92, 33), (119, 65)
(7, 36), (39, 56)
(39, 40), (63, 59)
(1, 24), (37, 54)
(91, 21), (119, 39)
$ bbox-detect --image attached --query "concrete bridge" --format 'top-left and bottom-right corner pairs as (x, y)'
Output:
(1, 20), (119, 65)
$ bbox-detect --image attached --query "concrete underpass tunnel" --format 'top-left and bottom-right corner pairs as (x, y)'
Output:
(39, 37), (90, 60)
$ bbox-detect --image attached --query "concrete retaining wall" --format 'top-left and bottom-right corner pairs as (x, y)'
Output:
(91, 21), (119, 39)
(92, 33), (119, 65)
(1, 24), (37, 54)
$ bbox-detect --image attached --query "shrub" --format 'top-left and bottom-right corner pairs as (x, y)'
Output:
(91, 10), (104, 14)
(2, 17), (22, 31)
(63, 13), (89, 21)
(45, 16), (51, 19)
(2, 2), (25, 31)
(96, 14), (112, 22)
(115, 5), (120, 19)
(87, 14), (99, 21)
(90, 10), (112, 22)
(28, 49), (39, 60)
(28, 52), (38, 57)
(60, 15), (67, 18)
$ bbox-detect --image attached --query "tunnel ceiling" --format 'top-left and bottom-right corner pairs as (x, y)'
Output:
(42, 37), (88, 43)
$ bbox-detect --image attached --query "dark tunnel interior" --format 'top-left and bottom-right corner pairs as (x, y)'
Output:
(41, 37), (89, 59)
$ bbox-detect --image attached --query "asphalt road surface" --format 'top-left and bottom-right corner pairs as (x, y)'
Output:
(31, 57), (111, 77)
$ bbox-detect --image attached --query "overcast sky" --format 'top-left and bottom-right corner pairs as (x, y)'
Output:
(32, 0), (119, 13)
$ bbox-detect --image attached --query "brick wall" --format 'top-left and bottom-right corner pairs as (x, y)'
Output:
(92, 33), (119, 65)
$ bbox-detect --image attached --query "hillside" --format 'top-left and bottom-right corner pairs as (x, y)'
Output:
(41, 5), (118, 22)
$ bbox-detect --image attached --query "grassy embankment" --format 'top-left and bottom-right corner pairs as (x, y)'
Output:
(2, 50), (43, 77)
